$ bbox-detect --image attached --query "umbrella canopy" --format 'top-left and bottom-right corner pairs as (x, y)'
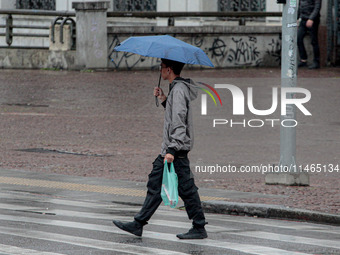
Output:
(114, 35), (214, 67)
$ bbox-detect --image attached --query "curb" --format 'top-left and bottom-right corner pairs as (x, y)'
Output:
(202, 201), (340, 226)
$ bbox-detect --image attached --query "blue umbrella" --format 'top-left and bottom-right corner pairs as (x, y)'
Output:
(114, 35), (214, 67)
(114, 35), (214, 106)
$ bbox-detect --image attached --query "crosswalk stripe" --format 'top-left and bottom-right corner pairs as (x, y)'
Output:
(2, 200), (312, 235)
(0, 213), (311, 255)
(0, 192), (118, 209)
(0, 202), (113, 219)
(231, 231), (340, 250)
(0, 199), (335, 234)
(143, 232), (310, 255)
(0, 226), (189, 255)
(207, 214), (335, 231)
(0, 243), (66, 255)
(141, 219), (235, 233)
(1, 191), (335, 235)
(0, 197), (337, 254)
(0, 191), (329, 233)
(308, 228), (340, 235)
(0, 213), (234, 233)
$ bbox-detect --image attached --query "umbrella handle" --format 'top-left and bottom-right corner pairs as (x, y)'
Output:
(155, 95), (159, 107)
(155, 72), (161, 107)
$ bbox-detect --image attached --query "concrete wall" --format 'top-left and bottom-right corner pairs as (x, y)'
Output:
(108, 26), (282, 70)
(0, 0), (80, 48)
(0, 0), (16, 9)
(0, 48), (76, 69)
(0, 15), (52, 48)
(0, 0), (326, 69)
(0, 25), (282, 70)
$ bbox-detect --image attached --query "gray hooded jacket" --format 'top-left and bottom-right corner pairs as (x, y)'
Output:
(160, 77), (198, 157)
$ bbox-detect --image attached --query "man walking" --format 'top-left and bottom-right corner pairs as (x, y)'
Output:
(112, 58), (207, 239)
(297, 0), (322, 69)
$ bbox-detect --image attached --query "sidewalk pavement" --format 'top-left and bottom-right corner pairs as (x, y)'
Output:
(0, 167), (339, 226)
(0, 68), (339, 224)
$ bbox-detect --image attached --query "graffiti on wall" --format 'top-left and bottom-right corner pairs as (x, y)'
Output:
(266, 37), (282, 64)
(226, 36), (261, 66)
(108, 34), (281, 70)
(108, 35), (161, 70)
(208, 38), (227, 58)
(91, 17), (104, 59)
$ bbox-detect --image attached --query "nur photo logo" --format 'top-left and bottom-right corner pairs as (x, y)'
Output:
(197, 82), (223, 115)
(199, 84), (312, 128)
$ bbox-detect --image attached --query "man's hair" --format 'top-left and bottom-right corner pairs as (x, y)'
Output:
(161, 58), (185, 75)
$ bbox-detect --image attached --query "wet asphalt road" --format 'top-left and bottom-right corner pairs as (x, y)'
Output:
(0, 68), (339, 214)
(0, 168), (339, 255)
(0, 67), (339, 254)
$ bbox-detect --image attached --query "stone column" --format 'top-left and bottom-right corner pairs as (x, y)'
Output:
(72, 1), (110, 69)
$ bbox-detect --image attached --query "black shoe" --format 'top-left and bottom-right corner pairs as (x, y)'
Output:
(308, 61), (320, 69)
(298, 61), (308, 68)
(176, 226), (208, 239)
(112, 220), (143, 237)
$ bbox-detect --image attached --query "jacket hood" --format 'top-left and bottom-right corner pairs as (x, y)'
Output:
(170, 77), (198, 101)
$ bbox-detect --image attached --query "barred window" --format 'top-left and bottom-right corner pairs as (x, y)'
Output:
(113, 0), (156, 12)
(219, 0), (266, 12)
(16, 0), (56, 10)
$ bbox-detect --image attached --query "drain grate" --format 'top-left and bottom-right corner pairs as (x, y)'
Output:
(16, 148), (114, 157)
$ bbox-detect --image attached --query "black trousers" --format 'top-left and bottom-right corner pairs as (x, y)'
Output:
(134, 154), (206, 228)
(297, 18), (320, 63)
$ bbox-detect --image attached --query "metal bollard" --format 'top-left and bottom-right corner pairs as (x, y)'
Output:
(238, 18), (246, 26)
(60, 17), (76, 49)
(51, 16), (64, 43)
(6, 14), (13, 46)
(168, 17), (175, 26)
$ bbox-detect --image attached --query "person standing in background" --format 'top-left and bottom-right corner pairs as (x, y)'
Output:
(297, 0), (322, 69)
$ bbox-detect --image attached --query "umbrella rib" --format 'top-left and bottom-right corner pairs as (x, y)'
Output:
(144, 36), (166, 59)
